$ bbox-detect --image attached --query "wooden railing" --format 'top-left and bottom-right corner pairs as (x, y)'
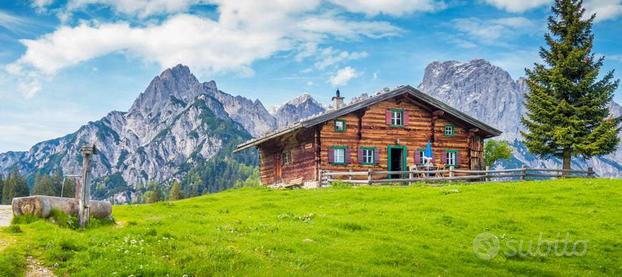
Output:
(319, 166), (596, 186)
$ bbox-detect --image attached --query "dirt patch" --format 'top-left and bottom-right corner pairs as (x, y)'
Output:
(0, 205), (12, 227)
(26, 256), (57, 277)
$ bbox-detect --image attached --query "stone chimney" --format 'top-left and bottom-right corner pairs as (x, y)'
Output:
(331, 89), (344, 109)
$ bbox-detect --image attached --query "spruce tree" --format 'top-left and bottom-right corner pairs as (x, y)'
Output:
(522, 0), (620, 172)
(170, 180), (183, 201)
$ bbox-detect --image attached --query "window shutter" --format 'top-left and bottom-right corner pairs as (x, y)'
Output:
(328, 147), (334, 163)
(373, 148), (378, 164)
(358, 148), (364, 164)
(441, 150), (448, 165)
(404, 111), (410, 126)
(455, 151), (460, 168)
(345, 147), (351, 164)
(414, 150), (421, 164)
(385, 110), (392, 124)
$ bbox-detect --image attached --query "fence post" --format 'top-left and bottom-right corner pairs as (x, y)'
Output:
(449, 166), (454, 182)
(319, 170), (324, 186)
(484, 166), (490, 182)
(408, 168), (414, 183)
(520, 165), (526, 181)
(349, 169), (353, 181)
(367, 169), (372, 185)
(587, 167), (594, 178)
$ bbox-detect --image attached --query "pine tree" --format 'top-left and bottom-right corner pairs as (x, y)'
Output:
(32, 174), (56, 196)
(1, 170), (29, 204)
(13, 171), (29, 198)
(61, 177), (76, 198)
(522, 0), (620, 173)
(169, 180), (183, 201)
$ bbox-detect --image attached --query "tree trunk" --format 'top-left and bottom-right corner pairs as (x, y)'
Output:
(562, 149), (571, 177)
(12, 196), (112, 218)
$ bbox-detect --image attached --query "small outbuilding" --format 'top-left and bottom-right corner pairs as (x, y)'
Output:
(234, 86), (501, 186)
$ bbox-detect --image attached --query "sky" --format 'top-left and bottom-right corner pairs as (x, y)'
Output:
(0, 0), (621, 153)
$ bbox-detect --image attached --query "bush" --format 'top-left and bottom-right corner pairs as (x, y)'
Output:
(6, 225), (22, 233)
(0, 249), (25, 277)
(11, 215), (39, 225)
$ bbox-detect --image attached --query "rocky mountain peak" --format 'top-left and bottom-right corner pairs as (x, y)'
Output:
(273, 93), (325, 128)
(128, 64), (202, 118)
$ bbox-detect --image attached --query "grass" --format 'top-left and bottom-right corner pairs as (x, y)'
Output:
(1, 178), (621, 276)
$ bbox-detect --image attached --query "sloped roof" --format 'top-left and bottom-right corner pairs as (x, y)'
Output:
(234, 85), (501, 152)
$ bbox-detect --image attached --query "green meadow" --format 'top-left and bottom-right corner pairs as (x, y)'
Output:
(1, 178), (621, 276)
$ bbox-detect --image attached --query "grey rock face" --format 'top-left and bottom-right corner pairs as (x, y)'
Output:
(272, 93), (326, 129)
(0, 65), (253, 192)
(202, 81), (277, 137)
(418, 59), (622, 177)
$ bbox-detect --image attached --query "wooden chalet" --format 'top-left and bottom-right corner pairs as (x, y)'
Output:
(234, 86), (501, 186)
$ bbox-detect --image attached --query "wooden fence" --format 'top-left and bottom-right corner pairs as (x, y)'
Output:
(319, 166), (595, 186)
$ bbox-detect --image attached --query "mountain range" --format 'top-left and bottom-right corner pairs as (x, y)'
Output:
(1, 60), (620, 202)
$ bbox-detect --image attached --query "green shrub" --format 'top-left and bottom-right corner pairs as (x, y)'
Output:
(48, 209), (79, 229)
(0, 249), (25, 277)
(6, 225), (22, 233)
(11, 214), (39, 225)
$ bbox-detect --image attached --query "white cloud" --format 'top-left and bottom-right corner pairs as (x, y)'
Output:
(9, 1), (402, 96)
(0, 10), (37, 34)
(313, 47), (368, 70)
(584, 0), (622, 22)
(483, 0), (550, 13)
(450, 17), (537, 46)
(484, 0), (622, 22)
(328, 0), (446, 16)
(329, 66), (359, 86)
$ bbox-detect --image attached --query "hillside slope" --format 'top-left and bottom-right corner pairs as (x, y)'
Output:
(2, 179), (621, 276)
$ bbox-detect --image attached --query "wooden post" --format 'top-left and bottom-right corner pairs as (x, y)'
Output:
(78, 145), (96, 228)
(520, 165), (526, 181)
(367, 169), (372, 185)
(587, 167), (594, 178)
(449, 166), (454, 182)
(408, 168), (414, 183)
(484, 166), (490, 182)
(349, 169), (353, 181)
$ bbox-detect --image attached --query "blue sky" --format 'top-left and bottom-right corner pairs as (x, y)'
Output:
(0, 0), (621, 153)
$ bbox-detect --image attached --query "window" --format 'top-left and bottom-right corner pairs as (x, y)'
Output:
(444, 124), (455, 136)
(417, 149), (425, 165)
(334, 119), (346, 132)
(360, 147), (376, 165)
(281, 151), (292, 165)
(391, 109), (404, 126)
(446, 150), (457, 167)
(331, 146), (347, 165)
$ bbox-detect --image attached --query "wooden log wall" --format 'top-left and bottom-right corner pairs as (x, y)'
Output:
(258, 128), (317, 185)
(319, 98), (484, 177)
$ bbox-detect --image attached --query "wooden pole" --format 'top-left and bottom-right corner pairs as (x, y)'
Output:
(367, 169), (372, 185)
(449, 166), (454, 183)
(520, 165), (526, 181)
(484, 166), (490, 182)
(79, 145), (96, 228)
(587, 167), (594, 178)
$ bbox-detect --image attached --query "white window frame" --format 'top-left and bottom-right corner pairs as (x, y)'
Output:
(334, 148), (345, 164)
(446, 151), (457, 166)
(362, 148), (375, 164)
(391, 110), (403, 126)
